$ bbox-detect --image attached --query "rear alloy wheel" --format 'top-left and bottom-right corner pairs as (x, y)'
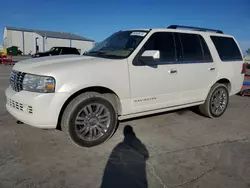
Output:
(199, 83), (229, 118)
(61, 92), (118, 147)
(210, 88), (228, 116)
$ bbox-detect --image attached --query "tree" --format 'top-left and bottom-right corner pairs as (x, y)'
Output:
(247, 49), (250, 54)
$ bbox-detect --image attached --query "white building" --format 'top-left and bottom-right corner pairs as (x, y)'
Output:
(3, 26), (95, 55)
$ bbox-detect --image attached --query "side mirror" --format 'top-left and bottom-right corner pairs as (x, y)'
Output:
(139, 50), (160, 63)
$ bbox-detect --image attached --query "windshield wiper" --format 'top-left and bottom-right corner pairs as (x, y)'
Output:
(87, 51), (107, 55)
(82, 51), (104, 56)
(84, 51), (124, 59)
(99, 53), (126, 59)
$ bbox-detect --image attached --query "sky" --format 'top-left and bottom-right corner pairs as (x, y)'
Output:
(0, 0), (249, 53)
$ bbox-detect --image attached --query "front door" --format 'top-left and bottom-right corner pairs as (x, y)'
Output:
(128, 32), (183, 113)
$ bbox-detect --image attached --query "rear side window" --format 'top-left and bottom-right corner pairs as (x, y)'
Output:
(210, 36), (243, 61)
(179, 33), (203, 61)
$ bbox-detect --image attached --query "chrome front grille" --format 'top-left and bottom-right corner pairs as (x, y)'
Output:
(10, 71), (26, 92)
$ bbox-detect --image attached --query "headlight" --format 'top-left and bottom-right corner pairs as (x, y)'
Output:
(23, 74), (55, 93)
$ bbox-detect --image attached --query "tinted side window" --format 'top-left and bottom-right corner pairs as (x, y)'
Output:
(210, 36), (242, 61)
(179, 33), (203, 61)
(211, 36), (242, 61)
(142, 32), (176, 62)
(74, 48), (80, 54)
(70, 48), (80, 54)
(69, 48), (75, 54)
(68, 48), (74, 54)
(64, 48), (76, 54)
(59, 48), (63, 54)
(61, 48), (68, 54)
(199, 36), (213, 61)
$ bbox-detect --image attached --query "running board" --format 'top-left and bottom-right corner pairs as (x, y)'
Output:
(118, 101), (204, 120)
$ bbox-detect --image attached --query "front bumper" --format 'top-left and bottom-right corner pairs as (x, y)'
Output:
(5, 86), (69, 129)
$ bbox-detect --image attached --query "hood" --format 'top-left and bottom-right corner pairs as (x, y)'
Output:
(13, 55), (110, 75)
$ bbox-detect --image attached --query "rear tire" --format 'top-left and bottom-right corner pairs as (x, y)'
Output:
(61, 92), (118, 147)
(199, 83), (229, 118)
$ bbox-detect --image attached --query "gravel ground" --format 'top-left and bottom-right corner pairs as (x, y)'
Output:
(0, 65), (250, 188)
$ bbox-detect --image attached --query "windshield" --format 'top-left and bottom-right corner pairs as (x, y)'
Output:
(86, 30), (148, 59)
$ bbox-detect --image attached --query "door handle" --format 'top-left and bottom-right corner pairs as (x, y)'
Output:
(209, 67), (215, 71)
(169, 69), (177, 74)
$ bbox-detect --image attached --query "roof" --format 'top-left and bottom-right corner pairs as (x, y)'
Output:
(128, 25), (228, 36)
(125, 28), (230, 38)
(5, 26), (94, 42)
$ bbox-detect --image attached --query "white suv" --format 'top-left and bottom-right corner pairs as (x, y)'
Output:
(5, 25), (245, 147)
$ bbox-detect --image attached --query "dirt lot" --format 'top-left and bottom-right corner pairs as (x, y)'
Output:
(0, 65), (250, 188)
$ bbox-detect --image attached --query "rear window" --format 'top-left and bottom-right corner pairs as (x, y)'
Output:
(210, 36), (243, 61)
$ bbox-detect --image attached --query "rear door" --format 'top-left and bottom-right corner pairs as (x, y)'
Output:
(174, 32), (218, 103)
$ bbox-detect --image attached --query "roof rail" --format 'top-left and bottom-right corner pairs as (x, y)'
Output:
(167, 25), (223, 34)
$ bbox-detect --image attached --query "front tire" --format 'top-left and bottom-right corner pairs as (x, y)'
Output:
(199, 83), (229, 118)
(61, 92), (118, 147)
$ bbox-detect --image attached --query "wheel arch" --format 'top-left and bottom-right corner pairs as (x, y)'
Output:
(215, 78), (231, 94)
(204, 78), (232, 101)
(56, 86), (122, 130)
(200, 79), (231, 118)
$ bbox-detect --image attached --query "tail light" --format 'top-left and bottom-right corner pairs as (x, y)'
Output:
(241, 63), (247, 74)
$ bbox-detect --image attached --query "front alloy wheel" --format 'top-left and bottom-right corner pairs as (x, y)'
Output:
(61, 92), (118, 147)
(75, 103), (111, 142)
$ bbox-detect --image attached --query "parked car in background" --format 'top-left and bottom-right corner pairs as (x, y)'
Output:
(32, 47), (80, 58)
(6, 25), (245, 148)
